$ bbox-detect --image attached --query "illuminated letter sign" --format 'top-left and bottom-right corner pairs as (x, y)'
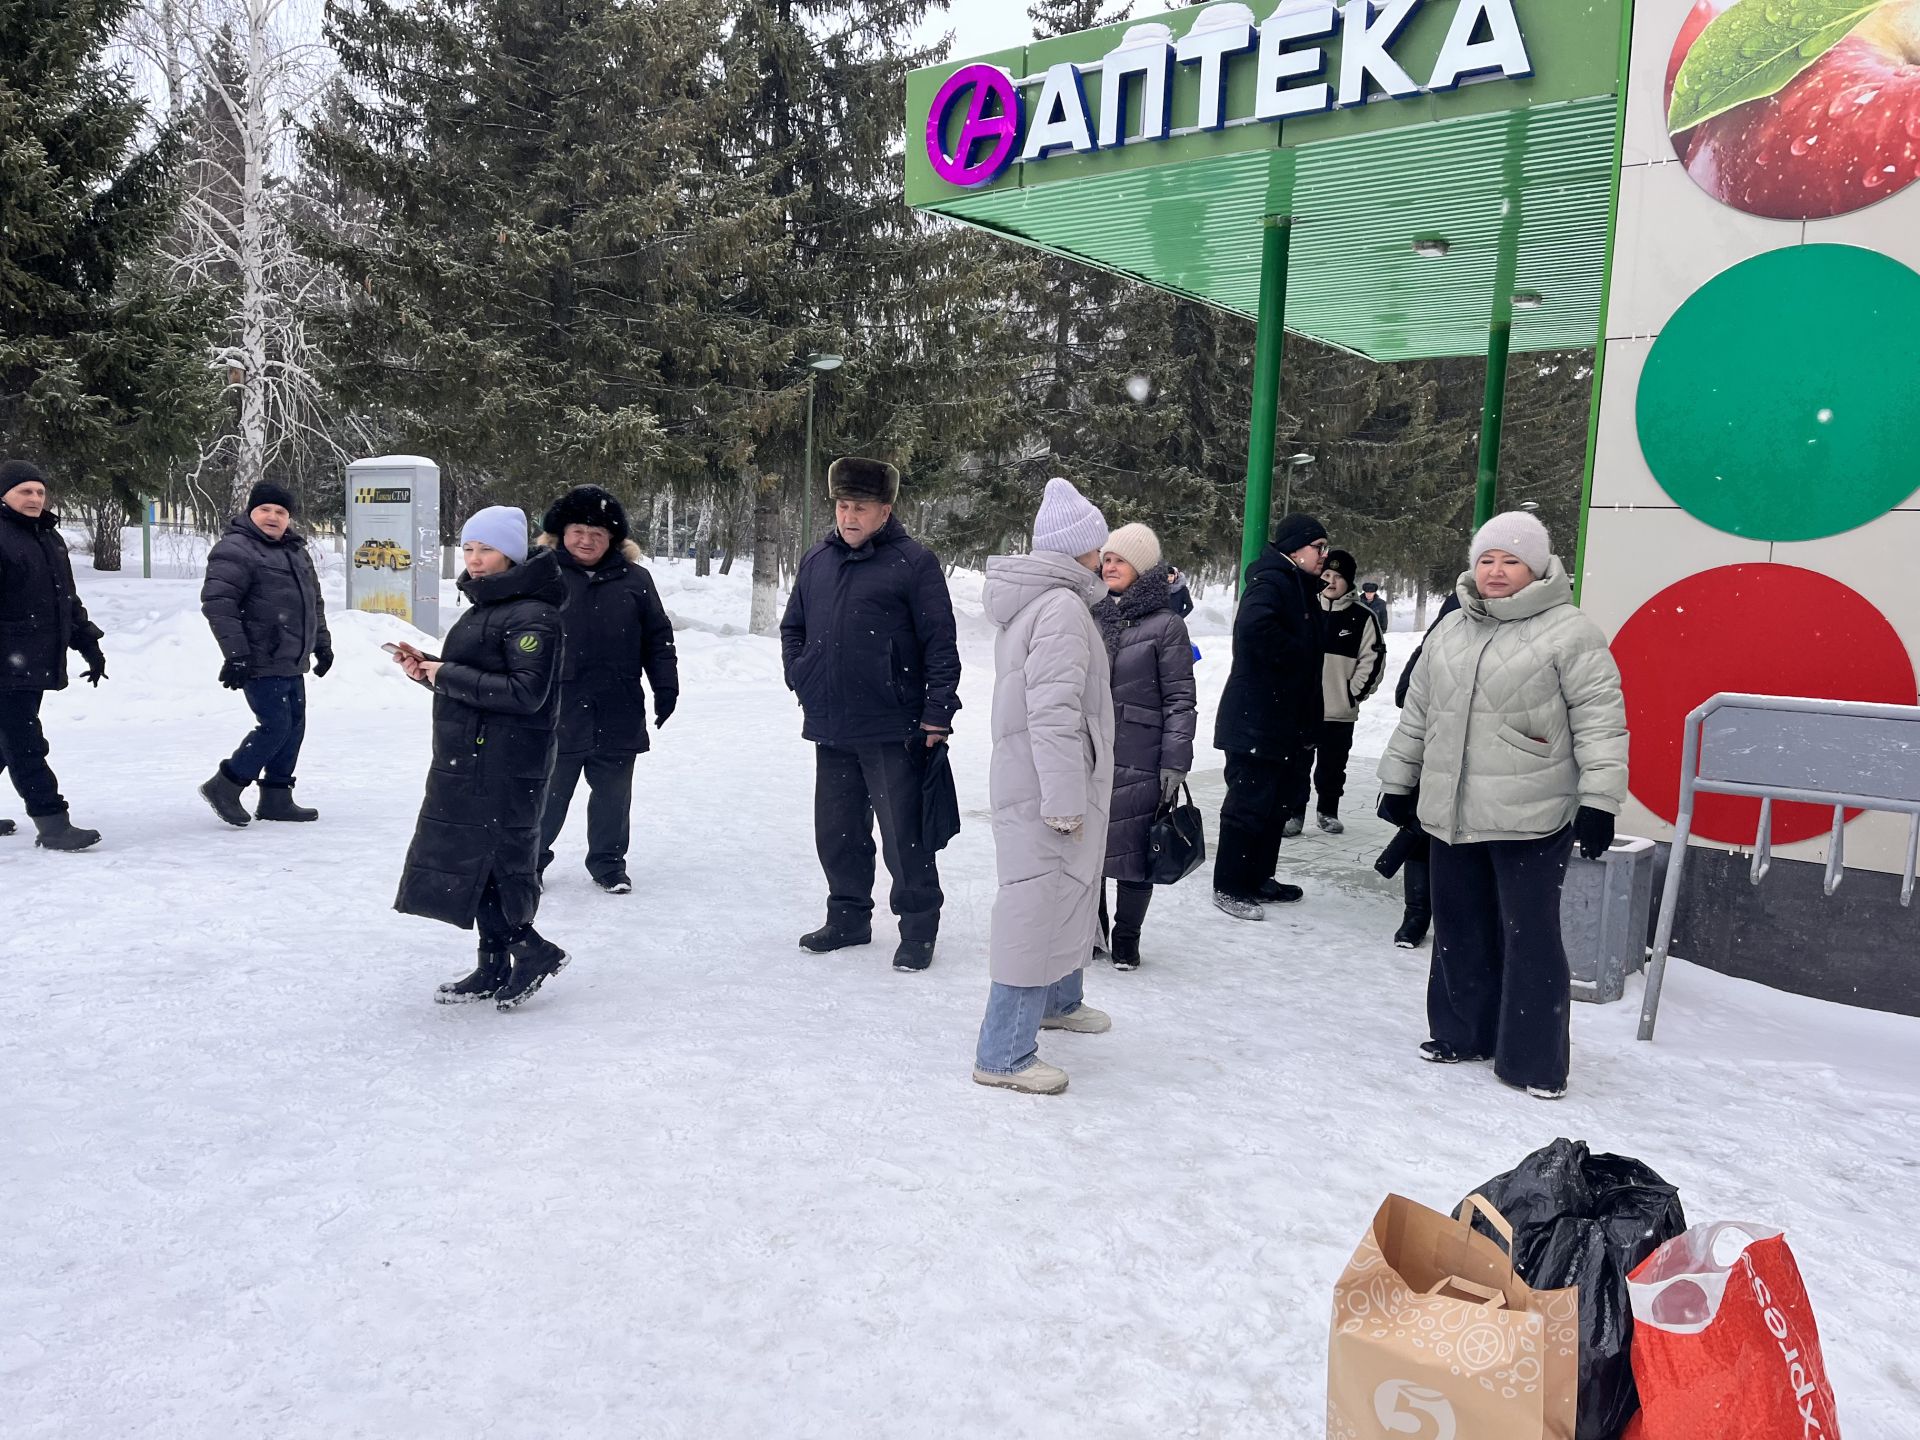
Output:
(925, 64), (1023, 187)
(1021, 62), (1099, 160)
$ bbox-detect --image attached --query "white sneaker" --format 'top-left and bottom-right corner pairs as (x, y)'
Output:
(1213, 890), (1265, 922)
(1283, 816), (1304, 838)
(1041, 1005), (1111, 1034)
(1316, 813), (1344, 835)
(973, 1061), (1069, 1095)
(1527, 1084), (1567, 1101)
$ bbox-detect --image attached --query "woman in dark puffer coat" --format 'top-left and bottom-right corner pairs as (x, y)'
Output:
(391, 506), (571, 1012)
(1092, 523), (1196, 969)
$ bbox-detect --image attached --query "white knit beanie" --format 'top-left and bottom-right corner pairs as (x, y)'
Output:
(1469, 510), (1551, 576)
(461, 505), (530, 564)
(1032, 476), (1108, 558)
(1102, 522), (1162, 574)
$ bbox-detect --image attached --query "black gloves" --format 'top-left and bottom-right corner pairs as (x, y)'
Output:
(313, 647), (334, 679)
(1575, 805), (1616, 861)
(78, 642), (107, 687)
(653, 691), (677, 729)
(218, 658), (250, 691)
(1377, 790), (1420, 829)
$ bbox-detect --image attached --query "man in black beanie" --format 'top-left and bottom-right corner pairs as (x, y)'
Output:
(780, 456), (961, 972)
(198, 480), (333, 825)
(0, 459), (107, 848)
(534, 484), (679, 894)
(1210, 511), (1330, 920)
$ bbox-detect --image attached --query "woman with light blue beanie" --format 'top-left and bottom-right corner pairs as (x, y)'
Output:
(392, 505), (574, 1011)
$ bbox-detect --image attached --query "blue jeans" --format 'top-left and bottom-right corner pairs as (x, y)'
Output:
(975, 970), (1085, 1074)
(228, 676), (306, 784)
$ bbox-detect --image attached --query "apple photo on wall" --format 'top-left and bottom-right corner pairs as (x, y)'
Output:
(1666, 0), (1920, 219)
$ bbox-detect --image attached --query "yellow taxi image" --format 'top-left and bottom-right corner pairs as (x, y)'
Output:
(353, 538), (413, 572)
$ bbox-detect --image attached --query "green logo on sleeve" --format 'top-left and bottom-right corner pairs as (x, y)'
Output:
(516, 633), (540, 653)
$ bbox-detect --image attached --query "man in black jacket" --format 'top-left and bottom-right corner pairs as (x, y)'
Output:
(780, 457), (961, 972)
(535, 486), (679, 894)
(0, 460), (106, 850)
(1211, 512), (1330, 920)
(197, 482), (334, 826)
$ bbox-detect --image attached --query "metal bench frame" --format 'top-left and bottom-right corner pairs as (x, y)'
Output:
(1639, 692), (1920, 1041)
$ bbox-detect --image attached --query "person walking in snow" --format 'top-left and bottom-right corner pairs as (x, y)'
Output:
(780, 457), (961, 973)
(534, 486), (679, 894)
(393, 507), (572, 1011)
(0, 459), (106, 850)
(1376, 512), (1627, 1099)
(1361, 581), (1389, 632)
(197, 482), (334, 827)
(1308, 549), (1386, 835)
(973, 477), (1116, 1095)
(1210, 512), (1329, 920)
(1091, 522), (1195, 971)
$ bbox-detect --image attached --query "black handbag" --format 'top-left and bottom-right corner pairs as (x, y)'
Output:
(921, 740), (961, 853)
(1147, 783), (1206, 885)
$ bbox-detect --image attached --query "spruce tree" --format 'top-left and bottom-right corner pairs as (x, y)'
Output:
(0, 0), (213, 564)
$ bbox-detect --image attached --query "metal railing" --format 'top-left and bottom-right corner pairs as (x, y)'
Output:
(1639, 692), (1920, 1040)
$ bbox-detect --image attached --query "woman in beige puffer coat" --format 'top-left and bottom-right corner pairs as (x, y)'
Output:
(1377, 512), (1627, 1099)
(973, 478), (1117, 1097)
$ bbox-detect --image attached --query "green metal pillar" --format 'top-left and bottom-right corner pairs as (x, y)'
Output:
(803, 371), (816, 544)
(141, 500), (153, 580)
(1474, 317), (1511, 527)
(1241, 217), (1291, 588)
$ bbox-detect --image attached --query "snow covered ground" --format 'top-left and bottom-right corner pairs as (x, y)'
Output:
(7, 553), (1918, 1438)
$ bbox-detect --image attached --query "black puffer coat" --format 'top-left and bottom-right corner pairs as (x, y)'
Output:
(779, 516), (961, 747)
(1095, 570), (1197, 882)
(394, 550), (566, 931)
(0, 503), (102, 693)
(1213, 543), (1324, 756)
(200, 515), (332, 677)
(544, 538), (679, 757)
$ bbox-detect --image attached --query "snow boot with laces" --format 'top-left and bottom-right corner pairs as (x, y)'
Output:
(973, 1060), (1069, 1095)
(32, 811), (101, 852)
(436, 948), (510, 1004)
(255, 780), (318, 822)
(495, 931), (569, 1010)
(199, 764), (252, 827)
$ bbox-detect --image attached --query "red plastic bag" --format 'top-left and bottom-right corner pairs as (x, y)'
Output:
(1624, 1222), (1840, 1440)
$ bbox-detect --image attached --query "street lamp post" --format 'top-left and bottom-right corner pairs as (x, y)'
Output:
(803, 353), (844, 545)
(1281, 452), (1313, 517)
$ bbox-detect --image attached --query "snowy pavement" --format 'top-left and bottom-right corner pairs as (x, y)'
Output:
(7, 561), (1918, 1438)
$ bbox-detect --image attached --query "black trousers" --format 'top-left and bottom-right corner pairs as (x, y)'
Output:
(1280, 745), (1314, 824)
(0, 690), (66, 818)
(1213, 749), (1299, 899)
(1097, 879), (1154, 941)
(815, 741), (942, 942)
(540, 749), (638, 882)
(1312, 720), (1356, 817)
(475, 874), (534, 950)
(1428, 828), (1574, 1091)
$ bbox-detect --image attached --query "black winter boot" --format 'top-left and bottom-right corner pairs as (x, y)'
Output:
(1395, 858), (1432, 949)
(32, 811), (101, 852)
(255, 780), (318, 822)
(0, 818), (15, 836)
(1109, 929), (1141, 971)
(799, 922), (872, 954)
(436, 949), (510, 1004)
(199, 764), (252, 827)
(892, 939), (935, 972)
(495, 932), (569, 1010)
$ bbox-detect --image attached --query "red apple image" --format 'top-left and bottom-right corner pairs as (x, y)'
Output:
(1667, 0), (1920, 220)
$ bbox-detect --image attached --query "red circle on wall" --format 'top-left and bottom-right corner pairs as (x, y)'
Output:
(1613, 564), (1918, 845)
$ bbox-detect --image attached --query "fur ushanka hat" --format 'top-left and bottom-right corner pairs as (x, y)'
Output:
(541, 485), (631, 547)
(826, 457), (900, 505)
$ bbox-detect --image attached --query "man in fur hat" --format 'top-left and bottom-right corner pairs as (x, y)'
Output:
(779, 456), (961, 972)
(536, 484), (679, 894)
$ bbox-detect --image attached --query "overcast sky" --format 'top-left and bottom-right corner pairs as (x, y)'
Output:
(912, 1), (1046, 61)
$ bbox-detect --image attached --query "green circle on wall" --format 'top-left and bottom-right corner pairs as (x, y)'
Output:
(1637, 245), (1920, 541)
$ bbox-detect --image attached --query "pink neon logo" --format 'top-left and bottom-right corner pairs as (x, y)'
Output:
(925, 65), (1021, 188)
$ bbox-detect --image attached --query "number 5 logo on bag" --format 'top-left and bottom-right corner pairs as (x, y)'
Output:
(1374, 1380), (1458, 1440)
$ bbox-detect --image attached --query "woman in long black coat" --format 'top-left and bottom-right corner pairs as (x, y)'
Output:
(391, 506), (571, 1011)
(1092, 523), (1197, 969)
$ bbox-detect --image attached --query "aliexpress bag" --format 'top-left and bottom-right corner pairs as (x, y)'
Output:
(1623, 1222), (1841, 1440)
(1328, 1194), (1580, 1440)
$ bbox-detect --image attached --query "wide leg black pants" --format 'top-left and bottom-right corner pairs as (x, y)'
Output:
(814, 741), (942, 943)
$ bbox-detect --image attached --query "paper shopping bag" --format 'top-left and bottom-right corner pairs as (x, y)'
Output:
(1623, 1222), (1840, 1440)
(1328, 1193), (1580, 1440)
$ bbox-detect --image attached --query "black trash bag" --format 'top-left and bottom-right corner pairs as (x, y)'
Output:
(1462, 1138), (1687, 1440)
